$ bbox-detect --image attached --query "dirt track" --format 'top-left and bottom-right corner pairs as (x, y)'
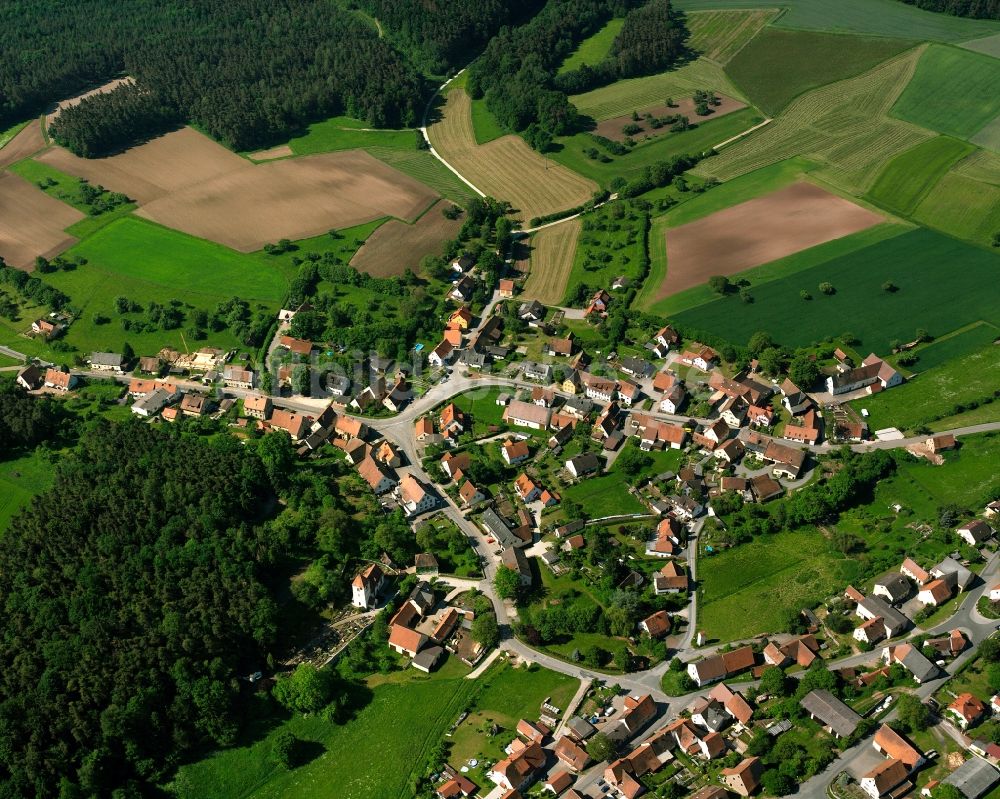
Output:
(0, 122), (45, 169)
(45, 77), (133, 126)
(249, 145), (293, 161)
(595, 94), (745, 143)
(658, 182), (883, 300)
(350, 200), (462, 277)
(0, 172), (84, 269)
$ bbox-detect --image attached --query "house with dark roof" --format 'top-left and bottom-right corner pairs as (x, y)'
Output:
(800, 690), (860, 739)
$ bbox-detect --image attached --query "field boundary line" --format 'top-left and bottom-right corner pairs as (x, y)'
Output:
(713, 117), (772, 150)
(420, 68), (486, 200)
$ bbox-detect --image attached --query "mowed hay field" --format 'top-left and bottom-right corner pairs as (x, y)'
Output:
(685, 9), (779, 65)
(571, 58), (745, 121)
(0, 172), (84, 268)
(953, 148), (1000, 185)
(522, 218), (582, 305)
(427, 89), (596, 222)
(694, 48), (934, 193)
(37, 126), (439, 251)
(659, 182), (882, 300)
(867, 135), (974, 214)
(350, 200), (461, 277)
(673, 227), (1000, 350)
(891, 45), (1000, 141)
(724, 29), (917, 116)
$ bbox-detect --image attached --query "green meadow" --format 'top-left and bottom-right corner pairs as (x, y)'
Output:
(558, 17), (624, 73)
(867, 136), (974, 215)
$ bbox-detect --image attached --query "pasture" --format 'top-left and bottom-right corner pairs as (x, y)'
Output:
(675, 0), (1000, 42)
(0, 171), (84, 269)
(685, 9), (778, 65)
(673, 227), (1000, 351)
(570, 58), (745, 121)
(551, 106), (763, 185)
(172, 668), (475, 799)
(891, 45), (1000, 141)
(851, 344), (1000, 433)
(558, 17), (624, 73)
(725, 29), (916, 116)
(695, 47), (934, 193)
(698, 527), (854, 642)
(659, 182), (882, 301)
(522, 217), (582, 305)
(349, 200), (461, 277)
(426, 89), (596, 223)
(912, 169), (1000, 247)
(866, 136), (974, 215)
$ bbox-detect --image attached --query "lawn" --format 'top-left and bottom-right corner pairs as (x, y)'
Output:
(558, 18), (624, 74)
(912, 168), (1000, 247)
(685, 9), (779, 65)
(725, 29), (916, 116)
(867, 136), (975, 215)
(891, 45), (1000, 141)
(172, 666), (476, 799)
(696, 48), (934, 194)
(850, 345), (1000, 433)
(674, 0), (1000, 42)
(697, 527), (856, 642)
(551, 106), (763, 186)
(451, 388), (510, 437)
(672, 227), (1000, 352)
(0, 449), (54, 536)
(562, 471), (646, 519)
(448, 660), (577, 767)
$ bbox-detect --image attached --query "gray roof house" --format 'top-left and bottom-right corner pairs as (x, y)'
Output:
(933, 557), (975, 591)
(481, 508), (522, 550)
(857, 595), (910, 638)
(943, 757), (1000, 799)
(89, 351), (124, 371)
(873, 572), (912, 604)
(885, 644), (940, 684)
(800, 690), (861, 738)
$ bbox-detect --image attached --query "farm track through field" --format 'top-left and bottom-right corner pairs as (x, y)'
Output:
(693, 47), (933, 194)
(426, 89), (596, 224)
(522, 218), (582, 305)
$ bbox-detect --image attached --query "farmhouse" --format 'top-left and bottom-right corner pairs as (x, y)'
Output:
(223, 366), (254, 389)
(762, 440), (807, 479)
(554, 736), (590, 771)
(721, 757), (762, 797)
(827, 354), (902, 395)
(687, 646), (755, 686)
(503, 400), (551, 430)
(942, 757), (1000, 799)
(917, 578), (953, 607)
(581, 373), (616, 403)
(398, 474), (438, 517)
(856, 595), (909, 638)
(882, 643), (939, 683)
(500, 546), (532, 586)
(502, 438), (531, 465)
(900, 557), (930, 585)
(131, 387), (177, 418)
(270, 409), (310, 439)
(89, 352), (124, 372)
(800, 690), (860, 739)
(489, 740), (545, 792)
(873, 572), (911, 604)
(358, 455), (396, 494)
(481, 508), (523, 551)
(860, 759), (909, 799)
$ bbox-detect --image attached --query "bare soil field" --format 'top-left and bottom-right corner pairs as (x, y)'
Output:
(248, 145), (293, 162)
(0, 172), (84, 269)
(594, 94), (746, 143)
(0, 122), (45, 169)
(38, 126), (439, 251)
(427, 89), (596, 223)
(350, 200), (462, 277)
(45, 77), (133, 126)
(522, 218), (582, 305)
(657, 182), (883, 300)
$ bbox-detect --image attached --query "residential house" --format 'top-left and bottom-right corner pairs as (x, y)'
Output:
(89, 352), (124, 372)
(856, 595), (909, 638)
(583, 289), (611, 318)
(279, 335), (312, 356)
(131, 387), (177, 417)
(721, 757), (762, 796)
(500, 546), (532, 586)
(358, 455), (396, 494)
(180, 393), (209, 416)
(917, 578), (953, 607)
(565, 452), (600, 479)
(750, 475), (783, 503)
(800, 690), (861, 739)
(780, 378), (813, 415)
(244, 394), (271, 420)
(708, 683), (755, 728)
(827, 354), (902, 395)
(762, 440), (807, 480)
(854, 617), (887, 646)
(687, 646), (755, 687)
(547, 336), (574, 357)
(440, 403), (466, 437)
(948, 693), (987, 730)
(860, 759), (909, 799)
(43, 368), (76, 392)
(335, 415), (367, 441)
(388, 624), (427, 658)
(928, 434), (958, 453)
(31, 318), (59, 337)
(654, 562), (688, 595)
(499, 279), (516, 298)
(882, 643), (940, 684)
(223, 366), (254, 389)
(532, 386), (556, 407)
(441, 451), (471, 480)
(901, 558), (930, 585)
(677, 344), (717, 371)
(15, 365), (43, 391)
(518, 300), (546, 323)
(620, 356), (652, 378)
(616, 380), (640, 407)
(719, 396), (749, 429)
(872, 724), (924, 771)
(437, 775), (477, 799)
(270, 408), (310, 439)
(399, 474), (438, 517)
(415, 416), (435, 442)
(873, 572), (912, 604)
(581, 372), (617, 403)
(932, 557), (975, 592)
(522, 361), (552, 382)
(429, 339), (455, 368)
(639, 610), (672, 638)
(654, 325), (679, 349)
(351, 564), (384, 609)
(543, 770), (574, 795)
(375, 440), (402, 468)
(554, 736), (590, 772)
(942, 757), (1000, 799)
(481, 508), (522, 551)
(514, 473), (541, 502)
(659, 384), (687, 414)
(958, 520), (994, 547)
(448, 307), (473, 330)
(617, 694), (657, 738)
(382, 376), (409, 412)
(504, 400), (551, 430)
(502, 438), (531, 465)
(450, 275), (475, 302)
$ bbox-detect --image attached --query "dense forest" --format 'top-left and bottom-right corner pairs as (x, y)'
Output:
(351, 0), (545, 73)
(895, 0), (1000, 17)
(0, 421), (281, 796)
(3, 0), (424, 154)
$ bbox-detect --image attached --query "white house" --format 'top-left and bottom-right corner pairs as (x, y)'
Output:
(399, 474), (438, 518)
(958, 520), (994, 547)
(131, 386), (179, 418)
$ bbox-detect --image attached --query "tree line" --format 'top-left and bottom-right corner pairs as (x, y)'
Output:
(894, 0), (1000, 17)
(4, 0), (426, 155)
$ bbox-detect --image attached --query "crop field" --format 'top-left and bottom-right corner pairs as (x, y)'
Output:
(904, 323), (1000, 372)
(726, 29), (916, 116)
(685, 9), (779, 64)
(522, 218), (582, 305)
(558, 17), (624, 73)
(695, 48), (934, 194)
(552, 107), (762, 185)
(427, 89), (596, 223)
(698, 527), (855, 642)
(866, 136), (974, 215)
(912, 169), (1000, 246)
(953, 147), (1000, 185)
(673, 227), (1000, 351)
(659, 182), (882, 301)
(570, 57), (745, 121)
(675, 0), (1000, 42)
(852, 345), (1000, 433)
(0, 171), (84, 269)
(173, 670), (475, 799)
(891, 45), (1000, 141)
(349, 200), (461, 277)
(0, 120), (44, 168)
